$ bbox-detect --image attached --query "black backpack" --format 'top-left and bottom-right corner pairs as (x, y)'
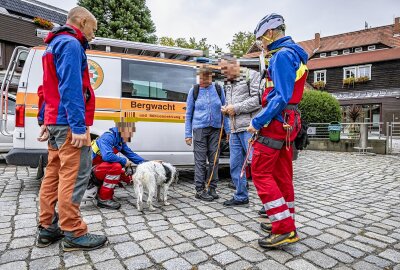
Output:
(294, 119), (310, 150)
(193, 83), (222, 101)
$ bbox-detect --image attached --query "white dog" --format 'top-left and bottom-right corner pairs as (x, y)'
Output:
(133, 161), (178, 212)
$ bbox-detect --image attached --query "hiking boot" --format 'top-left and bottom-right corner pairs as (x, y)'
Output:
(258, 231), (299, 248)
(260, 222), (272, 233)
(258, 206), (268, 218)
(37, 226), (64, 248)
(228, 182), (236, 190)
(223, 198), (249, 206)
(62, 233), (108, 252)
(97, 198), (121, 210)
(195, 190), (214, 202)
(208, 187), (219, 199)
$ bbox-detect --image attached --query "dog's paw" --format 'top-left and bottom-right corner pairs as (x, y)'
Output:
(137, 203), (144, 212)
(148, 205), (156, 212)
(163, 201), (170, 206)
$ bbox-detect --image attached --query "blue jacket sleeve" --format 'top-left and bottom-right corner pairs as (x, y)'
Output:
(220, 87), (230, 134)
(185, 87), (195, 138)
(54, 39), (86, 135)
(121, 143), (146, 164)
(252, 51), (297, 130)
(97, 133), (127, 166)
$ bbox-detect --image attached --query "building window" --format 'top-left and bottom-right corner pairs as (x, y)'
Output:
(331, 51), (338, 56)
(314, 70), (326, 83)
(343, 67), (356, 79)
(355, 47), (362, 53)
(320, 53), (327, 58)
(343, 65), (372, 80)
(358, 65), (372, 79)
(368, 45), (376, 51)
(343, 49), (350, 54)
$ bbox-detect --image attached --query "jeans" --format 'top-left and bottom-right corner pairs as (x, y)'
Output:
(230, 131), (252, 201)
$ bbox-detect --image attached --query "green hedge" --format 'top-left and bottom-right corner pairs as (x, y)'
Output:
(299, 89), (341, 123)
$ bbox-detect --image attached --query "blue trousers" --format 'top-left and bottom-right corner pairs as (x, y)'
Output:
(230, 131), (252, 201)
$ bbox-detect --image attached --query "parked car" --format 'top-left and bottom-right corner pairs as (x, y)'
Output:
(0, 93), (16, 153)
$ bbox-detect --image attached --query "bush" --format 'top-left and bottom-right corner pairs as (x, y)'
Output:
(299, 89), (341, 123)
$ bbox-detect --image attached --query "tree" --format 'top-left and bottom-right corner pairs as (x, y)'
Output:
(227, 31), (255, 58)
(78, 0), (157, 43)
(159, 36), (213, 55)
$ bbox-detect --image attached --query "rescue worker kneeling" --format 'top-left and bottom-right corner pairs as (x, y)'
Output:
(86, 122), (147, 210)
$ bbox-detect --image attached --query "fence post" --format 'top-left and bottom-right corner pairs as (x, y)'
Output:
(386, 122), (390, 154)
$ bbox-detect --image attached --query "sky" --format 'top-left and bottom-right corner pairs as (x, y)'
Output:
(44, 0), (399, 50)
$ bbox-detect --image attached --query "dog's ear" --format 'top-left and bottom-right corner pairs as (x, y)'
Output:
(174, 171), (179, 184)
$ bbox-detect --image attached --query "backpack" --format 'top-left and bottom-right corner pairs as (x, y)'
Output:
(193, 83), (222, 101)
(294, 119), (310, 150)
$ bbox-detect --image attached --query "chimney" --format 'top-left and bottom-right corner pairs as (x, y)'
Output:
(394, 17), (400, 36)
(314, 33), (321, 49)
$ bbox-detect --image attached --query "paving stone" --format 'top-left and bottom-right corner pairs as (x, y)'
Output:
(285, 259), (320, 270)
(322, 248), (354, 264)
(235, 230), (259, 242)
(303, 251), (338, 269)
(225, 260), (252, 270)
(9, 236), (35, 249)
(172, 243), (196, 253)
(379, 249), (400, 263)
(162, 258), (191, 270)
(218, 236), (245, 249)
(180, 228), (207, 240)
(196, 219), (217, 229)
(173, 223), (196, 231)
(283, 243), (310, 256)
(236, 247), (265, 262)
(0, 261), (28, 270)
(194, 236), (216, 247)
(257, 260), (288, 270)
(264, 250), (293, 264)
(352, 261), (381, 270)
(88, 247), (115, 263)
(353, 235), (388, 248)
(344, 240), (376, 252)
(182, 250), (209, 264)
(198, 263), (223, 270)
(94, 259), (125, 270)
(203, 243), (228, 256)
(139, 238), (166, 252)
(148, 247), (178, 263)
(204, 228), (229, 237)
(364, 255), (392, 268)
(334, 243), (365, 258)
(63, 251), (87, 268)
(114, 242), (143, 258)
(364, 232), (397, 244)
(213, 250), (240, 265)
(1, 247), (30, 263)
(316, 233), (342, 244)
(29, 256), (60, 270)
(124, 255), (153, 270)
(157, 230), (185, 245)
(300, 238), (327, 249)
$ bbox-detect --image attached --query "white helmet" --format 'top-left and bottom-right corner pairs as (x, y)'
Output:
(254, 13), (285, 39)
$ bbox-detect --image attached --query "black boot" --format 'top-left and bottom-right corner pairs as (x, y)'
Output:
(37, 226), (64, 248)
(195, 190), (214, 202)
(208, 187), (219, 200)
(97, 198), (121, 210)
(258, 205), (268, 218)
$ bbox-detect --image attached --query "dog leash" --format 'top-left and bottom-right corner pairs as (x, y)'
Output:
(240, 132), (257, 179)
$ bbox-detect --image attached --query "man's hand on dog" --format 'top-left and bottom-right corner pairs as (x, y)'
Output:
(125, 160), (134, 168)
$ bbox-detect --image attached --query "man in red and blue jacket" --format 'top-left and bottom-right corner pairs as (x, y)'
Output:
(88, 123), (147, 210)
(247, 13), (309, 248)
(37, 7), (107, 252)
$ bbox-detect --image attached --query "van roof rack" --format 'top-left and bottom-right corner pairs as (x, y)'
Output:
(36, 29), (203, 61)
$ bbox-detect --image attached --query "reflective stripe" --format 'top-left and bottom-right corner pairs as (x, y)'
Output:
(287, 201), (295, 208)
(105, 175), (120, 181)
(103, 182), (115, 189)
(291, 213), (295, 219)
(264, 197), (286, 211)
(265, 62), (308, 89)
(269, 210), (291, 222)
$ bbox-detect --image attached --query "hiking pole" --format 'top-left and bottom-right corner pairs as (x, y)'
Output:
(205, 116), (225, 190)
(240, 133), (257, 179)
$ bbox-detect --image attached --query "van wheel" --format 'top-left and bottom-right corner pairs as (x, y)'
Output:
(36, 155), (45, 180)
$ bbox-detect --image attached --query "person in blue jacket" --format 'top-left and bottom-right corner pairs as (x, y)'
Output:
(185, 61), (230, 201)
(89, 122), (147, 209)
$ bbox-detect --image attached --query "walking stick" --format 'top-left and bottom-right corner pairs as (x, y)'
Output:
(240, 133), (257, 179)
(205, 116), (225, 190)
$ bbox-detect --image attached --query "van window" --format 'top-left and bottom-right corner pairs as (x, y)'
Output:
(121, 59), (197, 102)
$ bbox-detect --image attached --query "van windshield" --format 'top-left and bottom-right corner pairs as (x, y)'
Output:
(121, 59), (197, 102)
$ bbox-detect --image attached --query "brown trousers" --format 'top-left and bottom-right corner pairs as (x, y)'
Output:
(39, 126), (91, 237)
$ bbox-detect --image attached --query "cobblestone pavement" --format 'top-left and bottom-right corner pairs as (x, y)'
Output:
(0, 151), (399, 270)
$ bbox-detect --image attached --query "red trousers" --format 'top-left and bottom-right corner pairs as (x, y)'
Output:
(92, 161), (131, 200)
(251, 116), (300, 235)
